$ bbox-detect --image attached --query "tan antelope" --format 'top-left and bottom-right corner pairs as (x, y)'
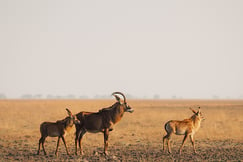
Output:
(163, 107), (204, 154)
(37, 108), (80, 156)
(74, 92), (134, 155)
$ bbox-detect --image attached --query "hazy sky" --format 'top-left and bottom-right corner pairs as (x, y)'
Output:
(0, 0), (242, 99)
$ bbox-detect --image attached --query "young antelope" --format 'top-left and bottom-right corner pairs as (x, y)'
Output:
(163, 107), (204, 154)
(37, 108), (80, 156)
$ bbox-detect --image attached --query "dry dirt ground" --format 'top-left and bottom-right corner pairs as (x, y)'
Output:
(0, 99), (242, 161)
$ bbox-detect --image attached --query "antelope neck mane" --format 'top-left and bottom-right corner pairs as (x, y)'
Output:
(56, 116), (71, 126)
(99, 102), (121, 112)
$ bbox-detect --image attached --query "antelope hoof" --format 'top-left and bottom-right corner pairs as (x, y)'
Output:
(75, 150), (82, 156)
(80, 151), (84, 156)
(104, 151), (109, 156)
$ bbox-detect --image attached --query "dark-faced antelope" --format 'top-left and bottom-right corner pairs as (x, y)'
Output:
(163, 107), (204, 154)
(37, 108), (80, 156)
(74, 92), (134, 155)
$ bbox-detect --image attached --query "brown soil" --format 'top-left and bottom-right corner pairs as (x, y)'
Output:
(0, 99), (242, 161)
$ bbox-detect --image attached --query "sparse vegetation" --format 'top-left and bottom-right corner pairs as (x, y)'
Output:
(0, 99), (242, 161)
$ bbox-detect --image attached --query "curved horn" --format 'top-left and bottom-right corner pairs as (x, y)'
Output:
(112, 92), (127, 103)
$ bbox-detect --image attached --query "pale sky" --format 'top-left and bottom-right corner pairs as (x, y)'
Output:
(0, 0), (242, 99)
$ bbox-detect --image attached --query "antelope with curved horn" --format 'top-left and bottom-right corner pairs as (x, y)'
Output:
(74, 92), (134, 155)
(163, 107), (204, 154)
(37, 108), (80, 156)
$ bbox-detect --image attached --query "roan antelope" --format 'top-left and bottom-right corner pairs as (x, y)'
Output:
(74, 92), (134, 155)
(163, 107), (204, 154)
(37, 108), (80, 156)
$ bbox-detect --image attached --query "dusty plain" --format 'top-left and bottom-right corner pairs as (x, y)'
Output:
(0, 99), (242, 161)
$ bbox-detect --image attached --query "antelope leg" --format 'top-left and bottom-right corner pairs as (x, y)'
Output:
(103, 128), (109, 155)
(61, 136), (69, 155)
(55, 137), (60, 156)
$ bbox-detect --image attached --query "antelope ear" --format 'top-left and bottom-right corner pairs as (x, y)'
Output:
(189, 107), (197, 114)
(113, 94), (121, 104)
(198, 107), (201, 113)
(66, 108), (72, 116)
